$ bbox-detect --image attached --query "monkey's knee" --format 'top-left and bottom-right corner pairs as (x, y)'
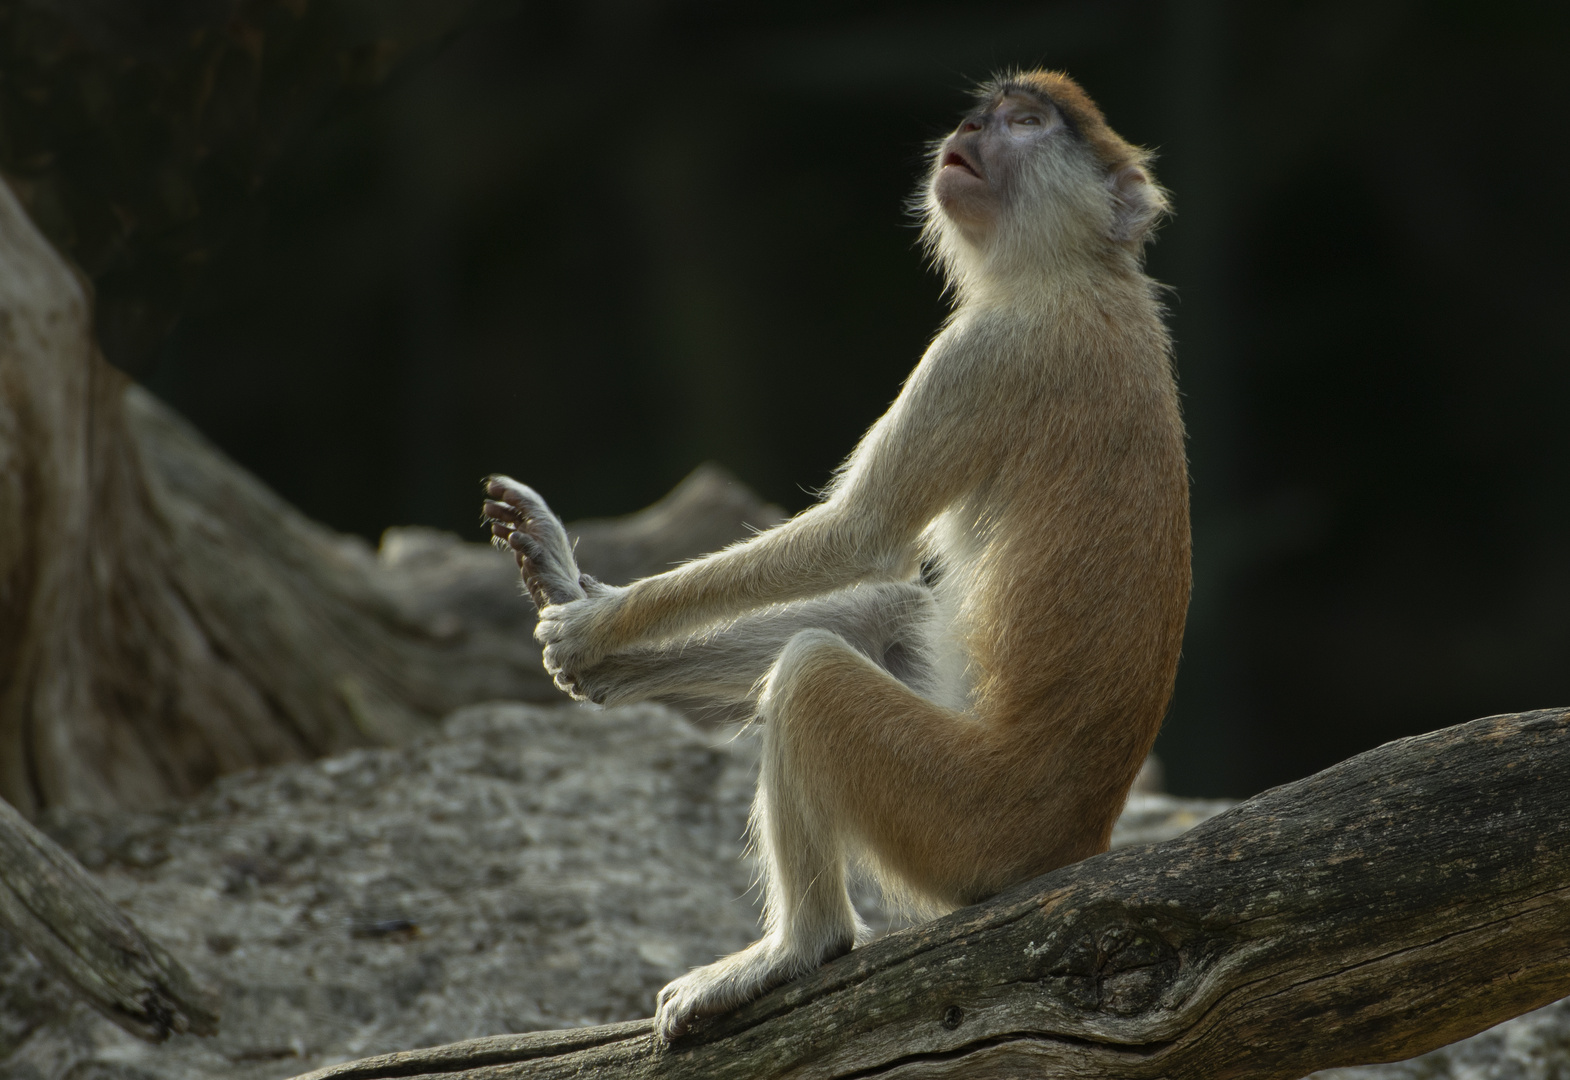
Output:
(755, 629), (893, 812)
(754, 629), (871, 812)
(759, 629), (862, 717)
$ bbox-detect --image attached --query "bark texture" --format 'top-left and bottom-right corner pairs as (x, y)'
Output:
(290, 707), (1570, 1080)
(0, 796), (216, 1042)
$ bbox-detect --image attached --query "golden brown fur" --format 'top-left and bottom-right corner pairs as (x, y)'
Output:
(483, 69), (1189, 1041)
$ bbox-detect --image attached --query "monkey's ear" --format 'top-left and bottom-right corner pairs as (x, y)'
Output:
(1107, 164), (1168, 245)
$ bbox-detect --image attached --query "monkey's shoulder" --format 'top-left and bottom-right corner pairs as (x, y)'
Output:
(929, 303), (1159, 380)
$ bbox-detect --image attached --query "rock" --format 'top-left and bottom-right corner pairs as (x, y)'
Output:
(1112, 791), (1235, 848)
(2, 703), (761, 1079)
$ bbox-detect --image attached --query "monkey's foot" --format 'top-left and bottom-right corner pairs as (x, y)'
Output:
(482, 476), (591, 609)
(654, 933), (852, 1043)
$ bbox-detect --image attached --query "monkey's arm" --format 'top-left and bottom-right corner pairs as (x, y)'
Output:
(536, 332), (1008, 678)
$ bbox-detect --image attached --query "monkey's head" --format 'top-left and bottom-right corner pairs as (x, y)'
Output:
(924, 71), (1168, 290)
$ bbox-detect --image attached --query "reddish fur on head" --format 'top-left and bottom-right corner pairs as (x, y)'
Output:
(979, 70), (1148, 174)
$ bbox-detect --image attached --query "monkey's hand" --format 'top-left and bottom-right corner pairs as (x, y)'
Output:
(535, 586), (628, 701)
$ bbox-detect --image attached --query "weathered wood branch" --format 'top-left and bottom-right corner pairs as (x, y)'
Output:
(0, 795), (218, 1041)
(293, 707), (1570, 1080)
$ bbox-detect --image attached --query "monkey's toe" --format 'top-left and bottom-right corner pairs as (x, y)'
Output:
(653, 979), (710, 1043)
(484, 474), (528, 504)
(483, 498), (522, 524)
(653, 938), (829, 1043)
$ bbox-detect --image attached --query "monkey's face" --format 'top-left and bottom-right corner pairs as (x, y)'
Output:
(921, 72), (1166, 284)
(933, 93), (1067, 235)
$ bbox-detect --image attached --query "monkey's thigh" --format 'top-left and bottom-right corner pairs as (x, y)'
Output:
(581, 581), (935, 708)
(762, 628), (1027, 907)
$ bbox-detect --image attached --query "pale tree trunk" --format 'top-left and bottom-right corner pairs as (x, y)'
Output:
(0, 179), (780, 814)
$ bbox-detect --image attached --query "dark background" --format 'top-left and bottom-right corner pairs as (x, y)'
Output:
(40, 1), (1570, 798)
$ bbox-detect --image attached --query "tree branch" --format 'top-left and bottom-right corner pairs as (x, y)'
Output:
(291, 707), (1570, 1080)
(0, 795), (218, 1042)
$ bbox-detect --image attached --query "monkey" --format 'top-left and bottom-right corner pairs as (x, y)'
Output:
(483, 69), (1189, 1043)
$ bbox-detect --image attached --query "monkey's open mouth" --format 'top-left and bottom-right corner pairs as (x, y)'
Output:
(943, 151), (981, 179)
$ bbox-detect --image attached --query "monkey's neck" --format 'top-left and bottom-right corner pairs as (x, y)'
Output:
(957, 260), (1155, 321)
(944, 208), (1142, 296)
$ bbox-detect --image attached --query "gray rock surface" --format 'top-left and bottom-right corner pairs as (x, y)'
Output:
(2, 703), (761, 1079)
(0, 702), (1561, 1080)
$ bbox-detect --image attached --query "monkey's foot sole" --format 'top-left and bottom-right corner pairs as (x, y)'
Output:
(482, 476), (590, 609)
(654, 934), (851, 1043)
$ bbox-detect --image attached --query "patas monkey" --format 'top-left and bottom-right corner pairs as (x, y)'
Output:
(484, 70), (1189, 1042)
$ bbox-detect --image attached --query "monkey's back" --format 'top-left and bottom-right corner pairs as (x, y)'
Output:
(932, 282), (1190, 884)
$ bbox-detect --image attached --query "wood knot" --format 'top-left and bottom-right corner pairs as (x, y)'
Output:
(1044, 923), (1179, 1016)
(940, 1005), (965, 1030)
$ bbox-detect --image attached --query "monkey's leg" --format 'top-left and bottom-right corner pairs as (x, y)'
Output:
(572, 581), (936, 708)
(655, 628), (868, 1041)
(482, 476), (589, 608)
(655, 627), (1034, 1041)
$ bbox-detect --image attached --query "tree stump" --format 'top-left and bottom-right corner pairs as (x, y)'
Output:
(0, 178), (781, 814)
